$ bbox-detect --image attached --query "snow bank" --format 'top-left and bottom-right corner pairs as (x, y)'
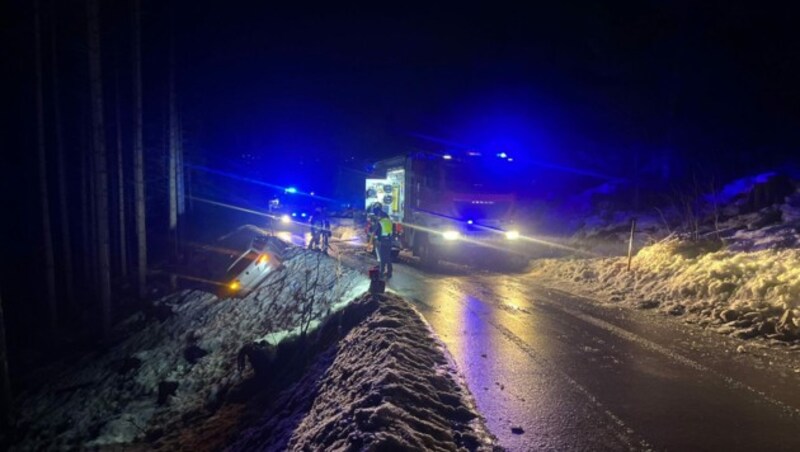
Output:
(569, 172), (800, 256)
(531, 238), (800, 343)
(229, 293), (495, 451)
(329, 218), (364, 245)
(11, 238), (369, 450)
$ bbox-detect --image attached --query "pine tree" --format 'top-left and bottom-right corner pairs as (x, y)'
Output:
(115, 73), (128, 281)
(168, 37), (179, 262)
(51, 3), (74, 308)
(132, 0), (147, 299)
(35, 0), (58, 332)
(87, 0), (112, 337)
(0, 289), (12, 427)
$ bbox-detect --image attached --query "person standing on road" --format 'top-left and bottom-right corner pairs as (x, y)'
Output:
(308, 207), (331, 254)
(372, 210), (394, 279)
(365, 202), (383, 254)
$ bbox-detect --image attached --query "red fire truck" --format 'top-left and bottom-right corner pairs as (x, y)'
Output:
(365, 152), (528, 269)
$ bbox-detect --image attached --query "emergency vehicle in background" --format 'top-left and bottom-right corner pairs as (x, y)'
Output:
(365, 151), (528, 269)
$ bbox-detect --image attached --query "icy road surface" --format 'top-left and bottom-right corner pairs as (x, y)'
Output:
(384, 262), (800, 451)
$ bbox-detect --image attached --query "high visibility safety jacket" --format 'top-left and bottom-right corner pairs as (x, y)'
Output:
(378, 217), (393, 238)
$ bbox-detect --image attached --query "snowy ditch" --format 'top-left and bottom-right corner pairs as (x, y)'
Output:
(11, 236), (493, 451)
(12, 238), (371, 449)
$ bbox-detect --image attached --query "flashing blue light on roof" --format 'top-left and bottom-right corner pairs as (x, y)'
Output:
(467, 151), (481, 156)
(292, 212), (297, 217)
(467, 220), (474, 225)
(507, 158), (514, 162)
(301, 212), (307, 218)
(497, 152), (508, 159)
(443, 154), (452, 160)
(285, 187), (298, 194)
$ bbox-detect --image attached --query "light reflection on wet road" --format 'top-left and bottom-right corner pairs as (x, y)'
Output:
(387, 264), (800, 451)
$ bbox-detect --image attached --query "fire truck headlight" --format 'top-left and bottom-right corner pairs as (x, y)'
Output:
(280, 214), (291, 224)
(505, 230), (520, 240)
(443, 230), (461, 241)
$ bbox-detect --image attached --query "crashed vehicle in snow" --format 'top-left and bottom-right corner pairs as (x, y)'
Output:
(365, 151), (529, 269)
(223, 235), (283, 297)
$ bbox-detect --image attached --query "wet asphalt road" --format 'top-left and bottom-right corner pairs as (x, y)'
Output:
(384, 261), (800, 451)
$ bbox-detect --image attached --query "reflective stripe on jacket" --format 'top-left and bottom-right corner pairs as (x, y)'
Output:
(379, 217), (393, 237)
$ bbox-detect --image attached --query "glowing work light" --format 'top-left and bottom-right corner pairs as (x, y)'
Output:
(505, 230), (520, 240)
(442, 230), (461, 241)
(280, 214), (291, 224)
(229, 280), (241, 291)
(443, 154), (452, 160)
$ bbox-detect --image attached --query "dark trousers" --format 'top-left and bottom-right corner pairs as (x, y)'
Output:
(309, 230), (329, 252)
(377, 238), (393, 277)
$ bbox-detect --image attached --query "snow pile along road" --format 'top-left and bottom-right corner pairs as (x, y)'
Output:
(531, 238), (800, 344)
(532, 174), (800, 345)
(11, 238), (369, 450)
(230, 292), (496, 451)
(329, 217), (363, 244)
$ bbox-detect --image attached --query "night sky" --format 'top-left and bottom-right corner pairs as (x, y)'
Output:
(174, 1), (800, 176)
(4, 1), (800, 186)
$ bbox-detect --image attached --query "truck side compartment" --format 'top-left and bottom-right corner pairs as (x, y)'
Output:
(366, 152), (529, 269)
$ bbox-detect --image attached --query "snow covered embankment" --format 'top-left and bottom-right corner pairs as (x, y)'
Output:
(12, 239), (369, 450)
(230, 293), (496, 451)
(531, 239), (800, 344)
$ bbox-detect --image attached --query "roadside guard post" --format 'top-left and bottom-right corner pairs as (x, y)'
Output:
(627, 217), (637, 271)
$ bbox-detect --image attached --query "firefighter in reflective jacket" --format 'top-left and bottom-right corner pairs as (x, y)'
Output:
(372, 210), (394, 278)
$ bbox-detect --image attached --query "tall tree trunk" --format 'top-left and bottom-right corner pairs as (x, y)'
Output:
(81, 142), (92, 291)
(177, 120), (185, 216)
(35, 0), (58, 332)
(115, 73), (128, 281)
(131, 0), (147, 300)
(89, 142), (98, 290)
(51, 4), (74, 308)
(186, 161), (193, 213)
(0, 289), (12, 427)
(87, 0), (112, 337)
(168, 41), (178, 262)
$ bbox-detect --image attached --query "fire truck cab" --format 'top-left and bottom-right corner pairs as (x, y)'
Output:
(365, 152), (528, 269)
